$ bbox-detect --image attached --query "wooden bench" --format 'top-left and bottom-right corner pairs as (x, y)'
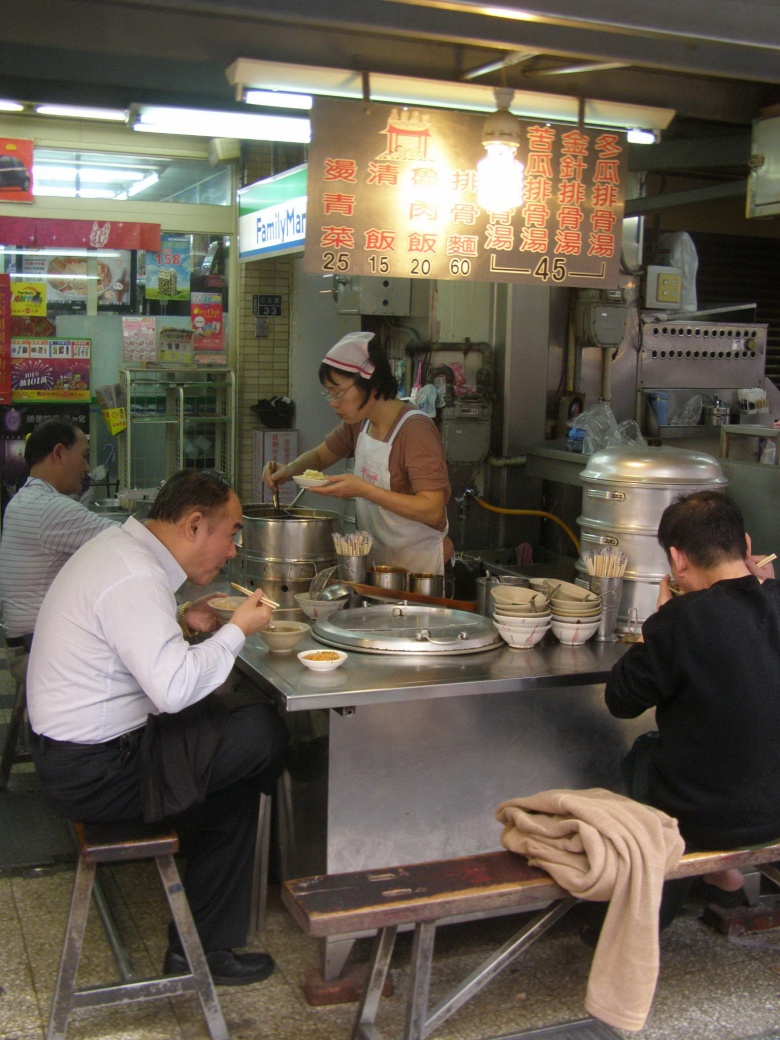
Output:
(282, 841), (780, 1040)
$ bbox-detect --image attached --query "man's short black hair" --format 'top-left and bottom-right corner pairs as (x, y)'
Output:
(657, 490), (746, 568)
(148, 470), (234, 524)
(24, 418), (81, 468)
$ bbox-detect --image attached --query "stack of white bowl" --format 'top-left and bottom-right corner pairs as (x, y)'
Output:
(490, 585), (552, 649)
(530, 579), (601, 646)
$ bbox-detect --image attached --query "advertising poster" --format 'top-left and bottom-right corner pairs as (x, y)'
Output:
(0, 274), (10, 404)
(22, 251), (131, 309)
(305, 98), (626, 287)
(145, 234), (191, 301)
(0, 138), (33, 204)
(121, 316), (157, 363)
(10, 338), (91, 400)
(191, 292), (224, 353)
(10, 279), (46, 316)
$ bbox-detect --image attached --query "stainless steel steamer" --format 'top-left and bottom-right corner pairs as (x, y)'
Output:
(576, 447), (728, 629)
(230, 505), (339, 609)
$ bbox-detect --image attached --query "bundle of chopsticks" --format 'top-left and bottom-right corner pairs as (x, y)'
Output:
(332, 531), (373, 556)
(583, 548), (628, 578)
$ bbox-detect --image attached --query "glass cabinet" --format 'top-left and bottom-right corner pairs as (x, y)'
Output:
(118, 366), (235, 493)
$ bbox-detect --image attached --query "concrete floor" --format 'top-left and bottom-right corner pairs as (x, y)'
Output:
(4, 660), (780, 1040)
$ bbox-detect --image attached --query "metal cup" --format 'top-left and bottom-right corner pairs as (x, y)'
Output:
(409, 573), (444, 597)
(588, 575), (623, 642)
(337, 554), (367, 584)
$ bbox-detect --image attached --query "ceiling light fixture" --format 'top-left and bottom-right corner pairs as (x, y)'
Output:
(626, 127), (657, 145)
(0, 99), (24, 113)
(35, 104), (128, 122)
(127, 172), (159, 197)
(244, 89), (313, 111)
(129, 104), (311, 143)
(476, 87), (524, 212)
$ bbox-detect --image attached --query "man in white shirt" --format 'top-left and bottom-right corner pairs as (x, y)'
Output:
(0, 418), (115, 651)
(27, 469), (289, 986)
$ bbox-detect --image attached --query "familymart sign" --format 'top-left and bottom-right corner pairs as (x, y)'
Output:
(238, 164), (307, 261)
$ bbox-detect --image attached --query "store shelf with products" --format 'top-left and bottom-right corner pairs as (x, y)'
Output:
(118, 366), (235, 494)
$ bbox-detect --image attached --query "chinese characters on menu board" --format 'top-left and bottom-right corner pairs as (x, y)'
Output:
(305, 98), (626, 287)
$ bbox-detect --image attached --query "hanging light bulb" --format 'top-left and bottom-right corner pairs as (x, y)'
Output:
(477, 86), (524, 213)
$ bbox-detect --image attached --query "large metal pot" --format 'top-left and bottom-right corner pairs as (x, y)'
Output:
(576, 446), (728, 629)
(230, 505), (339, 608)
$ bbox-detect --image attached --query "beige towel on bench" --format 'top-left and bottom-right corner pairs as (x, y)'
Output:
(496, 787), (684, 1032)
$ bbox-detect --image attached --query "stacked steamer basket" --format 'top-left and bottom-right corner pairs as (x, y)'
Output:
(530, 579), (601, 645)
(490, 585), (552, 649)
(576, 446), (728, 633)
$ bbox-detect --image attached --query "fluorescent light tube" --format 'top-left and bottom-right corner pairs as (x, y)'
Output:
(132, 105), (311, 143)
(35, 104), (128, 122)
(245, 90), (313, 111)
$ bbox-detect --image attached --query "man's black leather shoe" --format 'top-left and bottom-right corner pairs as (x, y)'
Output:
(164, 948), (275, 986)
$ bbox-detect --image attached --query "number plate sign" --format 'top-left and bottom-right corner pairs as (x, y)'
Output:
(305, 98), (626, 287)
(252, 294), (282, 317)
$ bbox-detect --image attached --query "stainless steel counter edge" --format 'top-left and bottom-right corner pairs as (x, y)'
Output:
(236, 635), (630, 711)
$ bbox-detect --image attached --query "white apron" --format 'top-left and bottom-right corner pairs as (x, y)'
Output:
(355, 409), (447, 576)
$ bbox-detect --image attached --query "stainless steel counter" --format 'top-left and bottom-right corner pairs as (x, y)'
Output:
(236, 632), (629, 712)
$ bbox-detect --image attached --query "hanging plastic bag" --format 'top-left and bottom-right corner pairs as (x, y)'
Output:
(670, 394), (702, 426)
(568, 401), (646, 454)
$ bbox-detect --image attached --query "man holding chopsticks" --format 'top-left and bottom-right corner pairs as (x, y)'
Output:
(26, 469), (288, 986)
(602, 489), (780, 924)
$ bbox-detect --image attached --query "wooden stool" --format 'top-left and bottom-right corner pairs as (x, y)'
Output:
(48, 820), (228, 1040)
(0, 649), (31, 790)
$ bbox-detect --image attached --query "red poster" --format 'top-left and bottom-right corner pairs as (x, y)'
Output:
(0, 274), (11, 403)
(0, 138), (33, 204)
(0, 216), (160, 250)
(191, 292), (224, 352)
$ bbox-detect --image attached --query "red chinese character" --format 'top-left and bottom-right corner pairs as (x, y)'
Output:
(320, 226), (355, 249)
(558, 205), (584, 230)
(407, 234), (438, 253)
(588, 233), (616, 257)
(526, 125), (556, 152)
(410, 201), (438, 221)
(452, 169), (477, 193)
(592, 183), (620, 208)
(523, 202), (551, 227)
(595, 133), (623, 159)
(484, 224), (515, 251)
(555, 229), (582, 255)
(524, 178), (553, 203)
(322, 193), (357, 216)
(323, 158), (358, 182)
(366, 162), (400, 186)
(559, 155), (587, 180)
(594, 160), (620, 185)
(526, 154), (553, 178)
(446, 235), (479, 256)
(520, 227), (549, 252)
(558, 180), (587, 206)
(560, 129), (590, 155)
(484, 209), (515, 224)
(591, 209), (618, 234)
(364, 229), (397, 251)
(451, 203), (480, 225)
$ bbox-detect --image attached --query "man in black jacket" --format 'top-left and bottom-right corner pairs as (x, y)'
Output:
(605, 489), (779, 917)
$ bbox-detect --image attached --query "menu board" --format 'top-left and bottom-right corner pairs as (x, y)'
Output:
(305, 98), (626, 287)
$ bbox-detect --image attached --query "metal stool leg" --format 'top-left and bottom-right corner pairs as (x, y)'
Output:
(248, 791), (272, 939)
(0, 673), (29, 790)
(47, 855), (97, 1040)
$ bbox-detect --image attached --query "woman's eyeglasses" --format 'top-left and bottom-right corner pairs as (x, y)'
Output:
(321, 383), (354, 403)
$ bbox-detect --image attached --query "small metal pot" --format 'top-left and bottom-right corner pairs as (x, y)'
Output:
(365, 565), (407, 591)
(408, 573), (444, 597)
(701, 404), (730, 425)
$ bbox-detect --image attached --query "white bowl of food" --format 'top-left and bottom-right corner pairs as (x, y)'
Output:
(257, 621), (310, 653)
(493, 621), (551, 649)
(293, 470), (330, 489)
(295, 591), (348, 620)
(297, 648), (348, 671)
(550, 618), (601, 645)
(207, 595), (246, 623)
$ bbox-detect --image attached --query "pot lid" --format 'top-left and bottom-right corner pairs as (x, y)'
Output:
(312, 604), (502, 654)
(580, 446), (728, 487)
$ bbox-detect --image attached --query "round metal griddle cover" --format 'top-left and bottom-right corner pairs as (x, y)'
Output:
(312, 604), (501, 654)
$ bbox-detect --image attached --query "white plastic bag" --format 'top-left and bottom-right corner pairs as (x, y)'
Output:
(568, 402), (646, 454)
(655, 232), (698, 313)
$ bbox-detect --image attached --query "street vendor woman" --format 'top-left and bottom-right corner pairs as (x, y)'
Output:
(263, 332), (452, 575)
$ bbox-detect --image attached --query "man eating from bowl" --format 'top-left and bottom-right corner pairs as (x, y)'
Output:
(26, 469), (289, 986)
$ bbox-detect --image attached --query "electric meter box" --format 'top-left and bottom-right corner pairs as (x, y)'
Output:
(575, 298), (628, 347)
(336, 276), (411, 315)
(440, 399), (491, 466)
